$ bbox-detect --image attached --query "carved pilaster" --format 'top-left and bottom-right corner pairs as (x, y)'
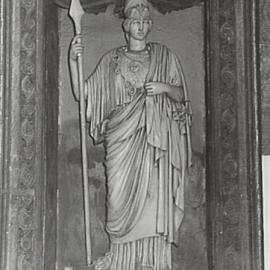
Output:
(17, 0), (38, 269)
(206, 0), (263, 269)
(218, 1), (240, 268)
(0, 0), (47, 269)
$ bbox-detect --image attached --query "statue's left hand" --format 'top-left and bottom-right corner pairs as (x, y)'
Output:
(144, 82), (170, 96)
(145, 82), (183, 102)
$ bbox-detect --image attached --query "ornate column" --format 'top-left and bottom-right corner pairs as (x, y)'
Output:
(0, 0), (58, 269)
(206, 0), (263, 269)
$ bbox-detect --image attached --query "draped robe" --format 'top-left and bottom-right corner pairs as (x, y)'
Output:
(86, 43), (192, 269)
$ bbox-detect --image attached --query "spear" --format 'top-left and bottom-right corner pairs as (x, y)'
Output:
(69, 0), (92, 266)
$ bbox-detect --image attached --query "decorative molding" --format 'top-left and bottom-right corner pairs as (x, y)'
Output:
(218, 1), (241, 269)
(207, 0), (263, 269)
(16, 0), (38, 268)
(260, 0), (270, 155)
(0, 0), (47, 268)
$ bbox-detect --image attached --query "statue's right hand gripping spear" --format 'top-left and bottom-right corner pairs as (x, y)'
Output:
(69, 0), (92, 267)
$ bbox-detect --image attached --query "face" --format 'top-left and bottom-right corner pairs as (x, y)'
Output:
(128, 19), (151, 41)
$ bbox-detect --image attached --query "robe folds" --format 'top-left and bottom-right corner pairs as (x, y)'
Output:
(86, 42), (192, 269)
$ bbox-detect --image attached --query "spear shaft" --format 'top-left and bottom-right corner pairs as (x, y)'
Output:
(69, 0), (92, 266)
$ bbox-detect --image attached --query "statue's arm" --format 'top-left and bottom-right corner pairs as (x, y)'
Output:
(166, 84), (184, 102)
(144, 82), (184, 103)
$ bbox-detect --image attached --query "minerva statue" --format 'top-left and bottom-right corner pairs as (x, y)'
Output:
(69, 0), (192, 269)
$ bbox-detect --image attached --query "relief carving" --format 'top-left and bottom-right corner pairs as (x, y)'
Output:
(17, 0), (38, 268)
(216, 0), (241, 269)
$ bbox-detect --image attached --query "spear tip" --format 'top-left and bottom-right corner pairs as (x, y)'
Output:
(69, 0), (85, 34)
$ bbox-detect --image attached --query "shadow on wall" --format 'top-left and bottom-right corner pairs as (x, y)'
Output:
(67, 128), (109, 258)
(173, 152), (207, 270)
(58, 119), (108, 267)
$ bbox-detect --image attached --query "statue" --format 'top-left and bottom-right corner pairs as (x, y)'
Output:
(69, 0), (192, 269)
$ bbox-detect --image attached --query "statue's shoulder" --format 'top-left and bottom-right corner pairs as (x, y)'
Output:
(93, 46), (126, 70)
(148, 42), (168, 49)
(100, 46), (126, 61)
(148, 42), (176, 56)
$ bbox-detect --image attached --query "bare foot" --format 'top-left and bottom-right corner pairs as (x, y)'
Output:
(93, 252), (112, 270)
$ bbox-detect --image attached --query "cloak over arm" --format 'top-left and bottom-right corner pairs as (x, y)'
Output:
(146, 43), (192, 167)
(85, 50), (116, 144)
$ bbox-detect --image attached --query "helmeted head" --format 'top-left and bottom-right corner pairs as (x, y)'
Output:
(123, 0), (153, 42)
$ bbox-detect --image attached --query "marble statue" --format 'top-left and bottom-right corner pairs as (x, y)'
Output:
(69, 0), (192, 269)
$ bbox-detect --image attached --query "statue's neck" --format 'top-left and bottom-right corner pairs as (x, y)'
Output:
(128, 37), (147, 52)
